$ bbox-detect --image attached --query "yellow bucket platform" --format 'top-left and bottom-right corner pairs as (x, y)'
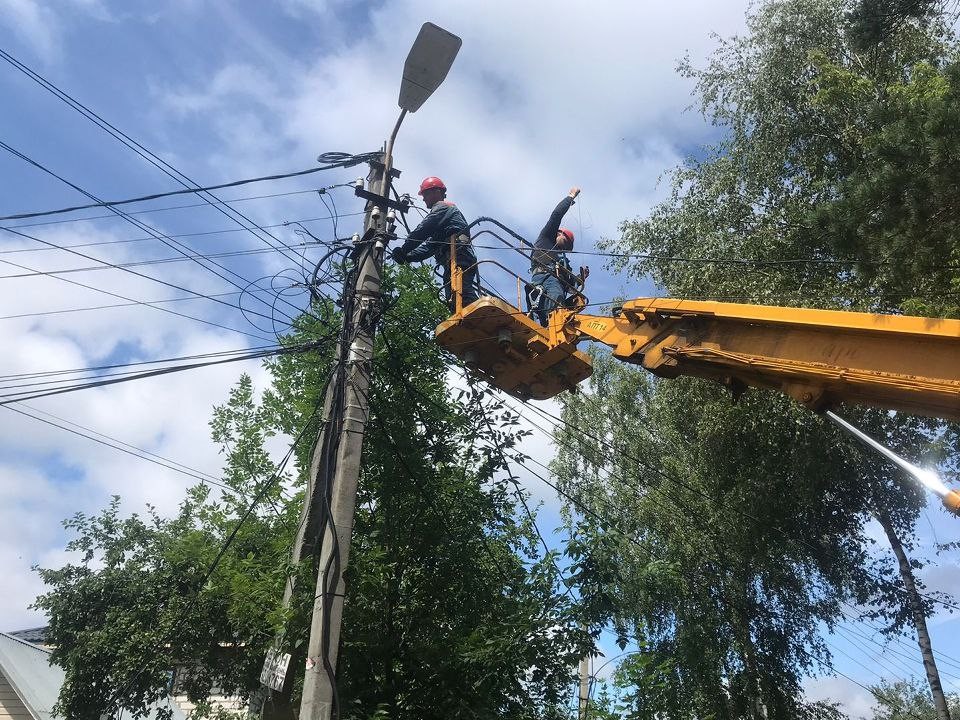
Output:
(434, 296), (592, 401)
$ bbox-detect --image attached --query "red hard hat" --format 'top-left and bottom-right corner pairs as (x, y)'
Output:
(418, 176), (447, 195)
(559, 227), (575, 243)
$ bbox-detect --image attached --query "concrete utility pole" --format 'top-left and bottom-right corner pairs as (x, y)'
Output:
(578, 654), (591, 720)
(257, 155), (397, 720)
(299, 153), (392, 718)
(291, 24), (461, 720)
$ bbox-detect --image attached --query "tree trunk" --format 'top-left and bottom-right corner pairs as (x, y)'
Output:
(875, 511), (952, 720)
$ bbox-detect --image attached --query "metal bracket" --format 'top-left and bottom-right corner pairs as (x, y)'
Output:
(354, 186), (410, 214)
(368, 159), (402, 179)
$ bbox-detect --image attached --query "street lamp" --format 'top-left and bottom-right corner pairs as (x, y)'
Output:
(826, 411), (960, 516)
(381, 23), (462, 197)
(297, 23), (462, 720)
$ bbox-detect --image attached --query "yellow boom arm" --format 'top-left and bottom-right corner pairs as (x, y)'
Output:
(435, 296), (960, 422)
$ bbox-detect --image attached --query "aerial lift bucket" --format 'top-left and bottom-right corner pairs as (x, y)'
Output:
(434, 245), (591, 400)
(435, 296), (592, 400)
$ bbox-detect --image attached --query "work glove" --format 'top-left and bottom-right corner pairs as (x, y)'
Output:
(391, 247), (408, 264)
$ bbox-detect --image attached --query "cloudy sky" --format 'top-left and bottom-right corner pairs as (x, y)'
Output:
(1, 1), (958, 717)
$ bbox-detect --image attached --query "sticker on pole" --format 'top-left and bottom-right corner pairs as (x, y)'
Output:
(260, 648), (291, 692)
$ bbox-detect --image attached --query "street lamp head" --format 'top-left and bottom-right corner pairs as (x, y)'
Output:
(399, 22), (462, 113)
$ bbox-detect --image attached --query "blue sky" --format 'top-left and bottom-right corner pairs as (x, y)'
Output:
(1, 1), (959, 717)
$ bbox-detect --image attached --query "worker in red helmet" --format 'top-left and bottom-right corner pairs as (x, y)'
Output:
(391, 176), (480, 310)
(529, 186), (589, 326)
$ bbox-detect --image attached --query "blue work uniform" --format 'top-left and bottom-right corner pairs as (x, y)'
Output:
(394, 200), (480, 309)
(529, 196), (578, 326)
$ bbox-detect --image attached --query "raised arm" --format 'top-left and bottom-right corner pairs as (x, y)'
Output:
(535, 187), (580, 248)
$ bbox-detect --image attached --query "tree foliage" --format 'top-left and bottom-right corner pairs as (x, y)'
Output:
(34, 268), (586, 719)
(614, 0), (958, 316)
(870, 679), (960, 720)
(554, 351), (930, 719)
(553, 0), (960, 717)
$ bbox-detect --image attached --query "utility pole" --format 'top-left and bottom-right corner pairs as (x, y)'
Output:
(298, 137), (396, 719)
(261, 24), (462, 720)
(256, 156), (397, 720)
(578, 653), (591, 720)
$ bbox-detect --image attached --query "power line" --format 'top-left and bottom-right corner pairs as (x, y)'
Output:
(834, 621), (960, 684)
(838, 608), (960, 678)
(0, 211), (364, 255)
(0, 45), (371, 303)
(484, 412), (936, 720)
(0, 341), (327, 406)
(504, 377), (960, 614)
(6, 403), (223, 487)
(0, 158), (372, 222)
(501, 375), (960, 673)
(376, 329), (932, 718)
(0, 140), (302, 325)
(0, 343), (287, 383)
(0, 290), (243, 322)
(0, 252), (274, 342)
(0, 222), (288, 327)
(470, 240), (892, 267)
(386, 315), (960, 617)
(4, 188), (355, 231)
(0, 45), (369, 296)
(367, 398), (522, 589)
(100, 405), (320, 719)
(5, 402), (297, 517)
(373, 337), (578, 601)
(465, 218), (892, 268)
(0, 240), (327, 281)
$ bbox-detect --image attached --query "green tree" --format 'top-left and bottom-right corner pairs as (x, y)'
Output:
(555, 352), (907, 720)
(553, 0), (959, 716)
(871, 679), (960, 720)
(614, 0), (958, 315)
(34, 268), (586, 719)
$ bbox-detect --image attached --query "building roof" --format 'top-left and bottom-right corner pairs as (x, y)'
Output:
(5, 627), (48, 645)
(0, 632), (60, 720)
(0, 632), (187, 720)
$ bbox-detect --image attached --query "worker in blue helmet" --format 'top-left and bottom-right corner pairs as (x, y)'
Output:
(391, 176), (480, 310)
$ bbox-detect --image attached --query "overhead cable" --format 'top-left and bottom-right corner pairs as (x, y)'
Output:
(0, 158), (376, 222)
(0, 340), (327, 406)
(0, 141), (302, 325)
(384, 317), (960, 615)
(0, 253), (273, 342)
(4, 187), (351, 230)
(0, 290), (241, 322)
(0, 223), (286, 327)
(100, 404), (320, 719)
(0, 343), (287, 383)
(6, 403), (223, 487)
(0, 241), (329, 281)
(0, 46), (368, 288)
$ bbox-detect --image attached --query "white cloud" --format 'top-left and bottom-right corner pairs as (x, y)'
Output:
(152, 0), (751, 306)
(0, 0), (114, 63)
(0, 217), (285, 630)
(805, 675), (877, 719)
(0, 0), (60, 62)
